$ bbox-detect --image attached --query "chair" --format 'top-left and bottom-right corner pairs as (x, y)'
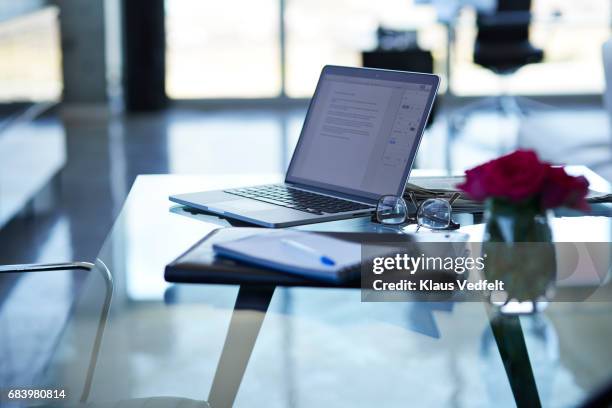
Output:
(450, 0), (545, 138)
(577, 38), (612, 173)
(579, 38), (612, 169)
(602, 39), (612, 124)
(362, 26), (437, 128)
(474, 0), (543, 76)
(0, 262), (209, 408)
(511, 38), (612, 172)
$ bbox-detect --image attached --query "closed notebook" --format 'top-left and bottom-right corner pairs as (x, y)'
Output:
(212, 230), (361, 283)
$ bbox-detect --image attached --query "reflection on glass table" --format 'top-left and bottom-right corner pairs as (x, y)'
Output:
(20, 168), (612, 408)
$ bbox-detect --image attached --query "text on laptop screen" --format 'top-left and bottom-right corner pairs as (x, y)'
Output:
(287, 73), (433, 199)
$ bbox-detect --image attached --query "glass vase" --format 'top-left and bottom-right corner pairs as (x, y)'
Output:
(482, 198), (556, 314)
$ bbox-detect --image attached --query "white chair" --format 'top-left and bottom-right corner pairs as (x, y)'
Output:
(515, 39), (612, 177)
(569, 38), (612, 172)
(602, 39), (612, 125)
(0, 262), (210, 408)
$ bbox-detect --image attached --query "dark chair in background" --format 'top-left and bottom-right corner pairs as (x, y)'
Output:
(474, 0), (543, 76)
(451, 0), (546, 138)
(362, 26), (437, 128)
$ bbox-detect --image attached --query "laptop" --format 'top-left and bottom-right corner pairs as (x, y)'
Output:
(170, 65), (439, 228)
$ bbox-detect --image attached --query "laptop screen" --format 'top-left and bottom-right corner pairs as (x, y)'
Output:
(285, 66), (439, 201)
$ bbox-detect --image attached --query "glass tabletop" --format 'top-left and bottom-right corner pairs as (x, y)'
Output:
(43, 169), (612, 408)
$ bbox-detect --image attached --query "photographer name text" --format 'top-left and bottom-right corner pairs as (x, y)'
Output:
(369, 253), (504, 292)
(372, 279), (504, 291)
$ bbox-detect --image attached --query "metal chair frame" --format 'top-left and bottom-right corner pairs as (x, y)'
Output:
(0, 261), (113, 404)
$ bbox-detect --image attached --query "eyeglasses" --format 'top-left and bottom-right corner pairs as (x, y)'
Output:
(375, 192), (461, 231)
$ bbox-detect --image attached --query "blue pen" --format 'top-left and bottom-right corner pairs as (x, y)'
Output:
(280, 238), (336, 266)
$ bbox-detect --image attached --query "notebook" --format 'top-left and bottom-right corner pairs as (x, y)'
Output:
(165, 228), (424, 288)
(212, 230), (362, 283)
(165, 228), (462, 288)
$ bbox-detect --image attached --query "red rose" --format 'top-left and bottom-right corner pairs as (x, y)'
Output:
(541, 167), (590, 211)
(457, 150), (548, 202)
(457, 149), (590, 211)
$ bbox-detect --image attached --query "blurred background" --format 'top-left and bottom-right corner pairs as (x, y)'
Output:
(1, 1), (612, 406)
(0, 0), (610, 262)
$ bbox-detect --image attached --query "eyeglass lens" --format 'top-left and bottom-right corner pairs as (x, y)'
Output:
(417, 198), (452, 229)
(376, 195), (408, 225)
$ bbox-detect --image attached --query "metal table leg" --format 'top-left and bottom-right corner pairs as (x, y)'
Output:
(208, 284), (276, 408)
(489, 314), (542, 408)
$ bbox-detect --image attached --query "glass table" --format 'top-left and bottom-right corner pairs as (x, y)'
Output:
(41, 169), (612, 408)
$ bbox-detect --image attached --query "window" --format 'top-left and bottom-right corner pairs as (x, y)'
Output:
(0, 7), (62, 102)
(451, 0), (610, 96)
(165, 0), (610, 99)
(165, 0), (280, 98)
(284, 0), (440, 97)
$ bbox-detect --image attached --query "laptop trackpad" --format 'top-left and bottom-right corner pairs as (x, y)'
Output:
(211, 200), (279, 213)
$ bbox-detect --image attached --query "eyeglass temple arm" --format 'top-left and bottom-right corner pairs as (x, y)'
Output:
(407, 192), (419, 209)
(448, 192), (462, 205)
(407, 191), (461, 207)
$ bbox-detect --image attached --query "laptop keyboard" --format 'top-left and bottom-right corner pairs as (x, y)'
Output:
(224, 184), (373, 215)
